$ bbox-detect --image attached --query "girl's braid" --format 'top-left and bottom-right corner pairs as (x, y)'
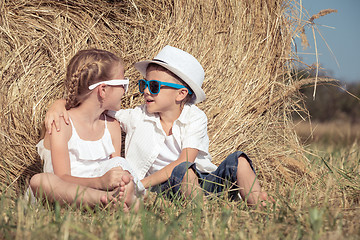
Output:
(65, 62), (98, 109)
(64, 49), (122, 110)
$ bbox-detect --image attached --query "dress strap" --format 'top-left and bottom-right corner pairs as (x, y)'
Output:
(68, 116), (74, 125)
(103, 113), (108, 129)
(68, 116), (76, 133)
(66, 114), (115, 161)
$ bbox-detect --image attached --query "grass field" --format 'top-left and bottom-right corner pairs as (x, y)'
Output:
(294, 120), (360, 146)
(1, 121), (359, 239)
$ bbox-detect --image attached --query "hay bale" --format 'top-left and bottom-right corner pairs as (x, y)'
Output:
(0, 0), (310, 195)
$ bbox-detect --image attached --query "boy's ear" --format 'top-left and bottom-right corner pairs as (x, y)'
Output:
(176, 88), (189, 102)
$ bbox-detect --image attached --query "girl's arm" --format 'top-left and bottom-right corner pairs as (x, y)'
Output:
(107, 116), (121, 158)
(45, 99), (69, 134)
(140, 148), (198, 189)
(48, 119), (124, 190)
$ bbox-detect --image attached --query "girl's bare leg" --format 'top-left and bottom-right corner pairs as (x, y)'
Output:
(30, 173), (121, 207)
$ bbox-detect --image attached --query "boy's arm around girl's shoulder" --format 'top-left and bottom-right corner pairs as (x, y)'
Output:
(45, 99), (69, 134)
(107, 105), (144, 134)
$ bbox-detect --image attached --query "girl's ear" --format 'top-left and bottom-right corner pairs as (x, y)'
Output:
(98, 84), (107, 99)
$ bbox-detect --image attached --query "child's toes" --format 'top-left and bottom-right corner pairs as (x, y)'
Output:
(100, 195), (109, 206)
(121, 174), (131, 184)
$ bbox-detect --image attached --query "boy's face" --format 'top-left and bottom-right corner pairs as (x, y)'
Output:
(144, 66), (182, 114)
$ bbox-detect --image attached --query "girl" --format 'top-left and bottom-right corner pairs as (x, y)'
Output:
(46, 46), (271, 206)
(30, 49), (142, 210)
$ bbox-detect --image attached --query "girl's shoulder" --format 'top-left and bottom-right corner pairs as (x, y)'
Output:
(43, 116), (72, 149)
(106, 115), (120, 129)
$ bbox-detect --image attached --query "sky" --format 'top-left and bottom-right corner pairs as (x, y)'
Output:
(296, 0), (360, 83)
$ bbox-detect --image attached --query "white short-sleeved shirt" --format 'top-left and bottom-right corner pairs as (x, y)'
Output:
(108, 104), (217, 180)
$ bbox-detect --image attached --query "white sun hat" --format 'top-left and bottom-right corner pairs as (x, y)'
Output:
(134, 45), (206, 104)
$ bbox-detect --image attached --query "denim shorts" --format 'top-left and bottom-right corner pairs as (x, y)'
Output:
(151, 151), (255, 200)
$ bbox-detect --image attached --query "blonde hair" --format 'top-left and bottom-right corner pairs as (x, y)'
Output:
(65, 49), (122, 110)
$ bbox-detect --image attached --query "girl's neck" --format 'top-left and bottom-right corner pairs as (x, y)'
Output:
(69, 100), (105, 125)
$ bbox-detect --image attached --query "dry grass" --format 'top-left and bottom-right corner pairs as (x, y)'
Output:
(295, 120), (360, 146)
(1, 142), (359, 239)
(0, 0), (320, 196)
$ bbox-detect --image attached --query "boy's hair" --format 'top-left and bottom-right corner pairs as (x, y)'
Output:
(65, 49), (122, 110)
(147, 63), (193, 105)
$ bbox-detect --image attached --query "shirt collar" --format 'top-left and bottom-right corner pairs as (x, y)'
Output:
(142, 104), (159, 122)
(142, 104), (192, 125)
(176, 104), (192, 124)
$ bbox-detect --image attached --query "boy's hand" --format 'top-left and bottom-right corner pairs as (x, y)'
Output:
(45, 99), (69, 134)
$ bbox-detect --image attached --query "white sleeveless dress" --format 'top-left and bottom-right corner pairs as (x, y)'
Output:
(37, 116), (127, 178)
(26, 116), (143, 203)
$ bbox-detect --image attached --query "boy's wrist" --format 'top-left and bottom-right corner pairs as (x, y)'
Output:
(134, 179), (146, 197)
(140, 179), (149, 189)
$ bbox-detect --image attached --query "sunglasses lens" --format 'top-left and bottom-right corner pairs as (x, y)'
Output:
(149, 81), (160, 94)
(138, 80), (146, 93)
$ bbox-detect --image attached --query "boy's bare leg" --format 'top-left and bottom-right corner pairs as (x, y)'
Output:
(30, 173), (121, 207)
(181, 168), (202, 200)
(236, 156), (272, 206)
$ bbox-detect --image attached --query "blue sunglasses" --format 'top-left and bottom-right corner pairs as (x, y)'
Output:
(138, 79), (193, 95)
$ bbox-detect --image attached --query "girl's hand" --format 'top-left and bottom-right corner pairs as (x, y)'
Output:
(100, 167), (132, 190)
(45, 99), (69, 134)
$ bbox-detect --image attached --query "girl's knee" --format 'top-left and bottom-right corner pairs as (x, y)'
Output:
(30, 173), (53, 194)
(30, 173), (42, 193)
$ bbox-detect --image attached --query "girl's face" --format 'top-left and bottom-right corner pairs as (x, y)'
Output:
(105, 63), (126, 111)
(144, 66), (182, 115)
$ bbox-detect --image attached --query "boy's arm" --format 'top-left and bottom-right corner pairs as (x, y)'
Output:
(141, 107), (209, 189)
(45, 99), (69, 134)
(140, 148), (198, 188)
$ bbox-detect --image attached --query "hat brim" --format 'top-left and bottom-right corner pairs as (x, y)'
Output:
(134, 60), (206, 104)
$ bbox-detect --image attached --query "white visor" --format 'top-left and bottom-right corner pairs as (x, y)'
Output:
(88, 78), (129, 92)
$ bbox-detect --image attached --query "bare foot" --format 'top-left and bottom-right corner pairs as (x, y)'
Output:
(244, 190), (275, 208)
(100, 187), (122, 208)
(117, 174), (140, 213)
(258, 191), (275, 208)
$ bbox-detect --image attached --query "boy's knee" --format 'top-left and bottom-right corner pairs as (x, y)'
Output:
(237, 155), (250, 167)
(235, 153), (255, 174)
(181, 168), (198, 183)
(173, 162), (195, 178)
